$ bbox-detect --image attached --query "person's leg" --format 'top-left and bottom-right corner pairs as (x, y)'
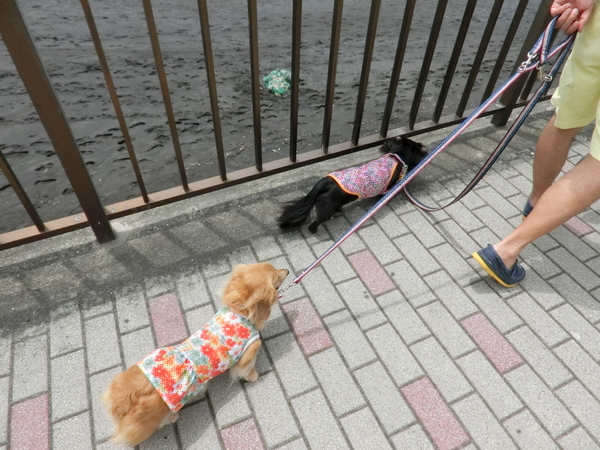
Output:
(495, 153), (600, 269)
(529, 116), (582, 206)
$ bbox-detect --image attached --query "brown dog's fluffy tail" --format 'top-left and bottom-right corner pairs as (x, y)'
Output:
(102, 366), (171, 446)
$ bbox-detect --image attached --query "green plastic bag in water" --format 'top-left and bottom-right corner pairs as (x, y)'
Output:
(263, 69), (292, 96)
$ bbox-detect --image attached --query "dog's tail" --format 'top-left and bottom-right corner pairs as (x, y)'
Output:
(278, 178), (331, 229)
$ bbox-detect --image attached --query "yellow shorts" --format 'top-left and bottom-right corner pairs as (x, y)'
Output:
(551, 4), (600, 159)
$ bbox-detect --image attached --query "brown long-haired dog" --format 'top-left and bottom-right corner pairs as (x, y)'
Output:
(102, 263), (289, 446)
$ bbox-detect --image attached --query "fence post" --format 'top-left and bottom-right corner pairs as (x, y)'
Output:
(491, 0), (553, 126)
(0, 0), (115, 243)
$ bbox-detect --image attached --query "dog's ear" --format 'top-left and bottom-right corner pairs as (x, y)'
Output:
(246, 283), (278, 325)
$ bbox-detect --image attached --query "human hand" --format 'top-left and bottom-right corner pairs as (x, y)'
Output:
(551, 0), (595, 33)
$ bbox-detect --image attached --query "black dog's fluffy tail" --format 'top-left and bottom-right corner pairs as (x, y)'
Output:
(278, 178), (331, 229)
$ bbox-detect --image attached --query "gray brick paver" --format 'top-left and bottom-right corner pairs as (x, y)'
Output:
(245, 372), (299, 448)
(52, 411), (93, 450)
(558, 427), (600, 450)
(547, 247), (600, 291)
(506, 326), (572, 389)
(340, 407), (393, 450)
(301, 267), (345, 315)
(354, 362), (414, 434)
(503, 410), (559, 450)
(176, 401), (222, 450)
(0, 376), (7, 444)
(394, 234), (441, 276)
(49, 302), (83, 357)
(114, 288), (149, 333)
(411, 337), (472, 403)
(504, 365), (577, 438)
(291, 389), (349, 450)
(208, 376), (251, 429)
(120, 327), (155, 368)
(264, 333), (317, 398)
(387, 260), (436, 308)
(556, 381), (600, 442)
(51, 349), (88, 420)
(309, 348), (365, 416)
(507, 293), (570, 347)
(553, 340), (600, 400)
(463, 282), (523, 333)
(313, 244), (356, 284)
(457, 350), (522, 420)
(418, 301), (475, 358)
(323, 310), (376, 370)
(12, 334), (48, 402)
(367, 324), (423, 387)
(452, 394), (517, 450)
(548, 274), (600, 323)
(551, 303), (600, 360)
(359, 224), (402, 265)
(337, 279), (386, 330)
(377, 290), (430, 345)
(84, 313), (121, 375)
(390, 424), (435, 450)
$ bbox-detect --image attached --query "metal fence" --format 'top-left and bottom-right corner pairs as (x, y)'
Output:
(0, 0), (554, 249)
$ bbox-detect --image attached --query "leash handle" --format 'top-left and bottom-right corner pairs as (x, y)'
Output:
(278, 18), (574, 296)
(404, 18), (574, 212)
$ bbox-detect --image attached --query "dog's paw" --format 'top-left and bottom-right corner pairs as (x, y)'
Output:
(245, 368), (259, 382)
(159, 412), (179, 429)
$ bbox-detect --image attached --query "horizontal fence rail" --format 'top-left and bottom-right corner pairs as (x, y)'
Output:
(0, 0), (555, 249)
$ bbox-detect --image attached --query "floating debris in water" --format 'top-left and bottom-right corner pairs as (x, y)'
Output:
(263, 69), (292, 96)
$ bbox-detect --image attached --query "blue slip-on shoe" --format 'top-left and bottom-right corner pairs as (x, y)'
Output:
(522, 199), (534, 220)
(472, 245), (525, 287)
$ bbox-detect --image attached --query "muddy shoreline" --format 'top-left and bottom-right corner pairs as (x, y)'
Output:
(0, 0), (545, 234)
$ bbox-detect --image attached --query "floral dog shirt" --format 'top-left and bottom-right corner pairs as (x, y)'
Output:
(137, 307), (259, 411)
(327, 153), (407, 199)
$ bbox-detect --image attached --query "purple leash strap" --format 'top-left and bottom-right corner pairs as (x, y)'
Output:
(278, 18), (574, 297)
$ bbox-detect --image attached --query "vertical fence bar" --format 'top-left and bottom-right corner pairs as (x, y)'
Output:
(247, 0), (263, 171)
(432, 0), (477, 124)
(379, 0), (416, 138)
(491, 0), (553, 126)
(321, 0), (344, 154)
(79, 0), (149, 203)
(455, 0), (503, 117)
(351, 0), (381, 146)
(141, 0), (189, 191)
(289, 0), (302, 162)
(197, 0), (227, 181)
(481, 0), (530, 103)
(0, 0), (115, 243)
(0, 150), (45, 232)
(408, 0), (447, 130)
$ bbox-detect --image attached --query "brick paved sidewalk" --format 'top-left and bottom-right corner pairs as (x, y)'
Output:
(2, 107), (600, 449)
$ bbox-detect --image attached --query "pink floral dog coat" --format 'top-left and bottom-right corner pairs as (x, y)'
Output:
(137, 307), (259, 411)
(327, 153), (407, 199)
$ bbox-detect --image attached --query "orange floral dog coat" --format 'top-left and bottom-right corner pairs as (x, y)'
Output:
(137, 307), (259, 411)
(327, 153), (407, 199)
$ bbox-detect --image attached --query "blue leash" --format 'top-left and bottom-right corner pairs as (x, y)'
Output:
(279, 18), (575, 295)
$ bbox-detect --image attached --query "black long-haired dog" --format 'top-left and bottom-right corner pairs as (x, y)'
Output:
(278, 136), (428, 233)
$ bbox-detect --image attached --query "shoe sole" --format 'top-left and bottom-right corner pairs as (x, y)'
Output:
(471, 251), (518, 288)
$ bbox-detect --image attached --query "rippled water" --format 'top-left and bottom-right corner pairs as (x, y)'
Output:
(0, 0), (545, 233)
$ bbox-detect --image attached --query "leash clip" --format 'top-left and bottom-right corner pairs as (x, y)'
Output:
(519, 51), (539, 73)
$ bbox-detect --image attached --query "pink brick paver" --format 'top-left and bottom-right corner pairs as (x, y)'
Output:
(221, 417), (265, 450)
(11, 394), (49, 450)
(402, 377), (470, 450)
(564, 216), (594, 237)
(149, 293), (188, 347)
(282, 297), (334, 356)
(461, 313), (523, 374)
(348, 250), (395, 296)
